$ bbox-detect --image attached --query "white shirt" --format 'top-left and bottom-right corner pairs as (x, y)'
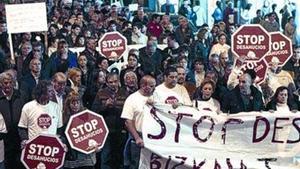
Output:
(193, 98), (221, 114)
(121, 91), (150, 132)
(153, 83), (192, 106)
(131, 33), (148, 45)
(18, 100), (63, 139)
(209, 43), (230, 59)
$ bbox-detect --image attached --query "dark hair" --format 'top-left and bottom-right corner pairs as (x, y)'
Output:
(163, 66), (177, 77)
(193, 79), (216, 100)
(133, 22), (143, 30)
(71, 24), (81, 30)
(96, 57), (108, 66)
(256, 9), (261, 14)
(32, 80), (52, 100)
(106, 72), (119, 82)
(32, 41), (45, 53)
(267, 86), (297, 111)
(152, 14), (160, 20)
(167, 33), (176, 41)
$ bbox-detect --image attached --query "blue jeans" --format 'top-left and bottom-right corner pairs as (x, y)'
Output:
(123, 133), (142, 169)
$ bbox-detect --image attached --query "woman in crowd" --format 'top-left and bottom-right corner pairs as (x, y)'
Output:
(66, 68), (86, 97)
(193, 79), (221, 114)
(120, 53), (142, 86)
(266, 86), (298, 112)
(62, 91), (97, 169)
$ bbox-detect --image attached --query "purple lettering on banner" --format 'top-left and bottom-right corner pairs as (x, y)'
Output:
(272, 117), (289, 143)
(257, 158), (277, 169)
(150, 153), (162, 169)
(170, 156), (187, 169)
(148, 107), (166, 140)
(287, 118), (300, 143)
(221, 118), (244, 144)
(252, 116), (270, 143)
(240, 160), (247, 169)
(226, 158), (233, 169)
(175, 113), (193, 143)
(164, 156), (172, 169)
(193, 116), (215, 142)
(214, 159), (221, 169)
(193, 159), (206, 169)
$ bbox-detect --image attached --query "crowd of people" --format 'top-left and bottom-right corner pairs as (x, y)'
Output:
(0, 0), (299, 169)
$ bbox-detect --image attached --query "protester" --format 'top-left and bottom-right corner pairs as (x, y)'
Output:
(221, 71), (264, 113)
(62, 91), (97, 169)
(0, 71), (25, 169)
(91, 72), (127, 169)
(121, 75), (156, 169)
(153, 66), (192, 108)
(18, 80), (63, 142)
(193, 79), (221, 113)
(265, 86), (298, 112)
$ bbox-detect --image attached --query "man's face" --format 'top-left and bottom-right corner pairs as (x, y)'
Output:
(165, 72), (178, 88)
(293, 48), (300, 60)
(277, 89), (288, 104)
(220, 53), (229, 64)
(106, 75), (119, 92)
(33, 46), (43, 59)
(179, 19), (188, 28)
(140, 79), (156, 96)
(87, 39), (96, 50)
(0, 23), (7, 32)
(239, 74), (252, 94)
(58, 43), (68, 54)
(21, 43), (32, 56)
(133, 26), (140, 34)
(52, 78), (66, 94)
(1, 77), (13, 94)
(73, 27), (81, 35)
(177, 68), (186, 85)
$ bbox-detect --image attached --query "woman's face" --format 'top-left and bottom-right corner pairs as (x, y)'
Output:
(78, 37), (85, 46)
(219, 35), (226, 45)
(194, 62), (204, 72)
(70, 99), (81, 113)
(97, 71), (106, 84)
(100, 59), (109, 70)
(72, 72), (81, 85)
(78, 55), (87, 67)
(277, 89), (288, 104)
(128, 55), (138, 68)
(202, 83), (214, 100)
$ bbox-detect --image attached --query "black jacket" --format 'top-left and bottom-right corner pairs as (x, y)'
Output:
(221, 85), (264, 114)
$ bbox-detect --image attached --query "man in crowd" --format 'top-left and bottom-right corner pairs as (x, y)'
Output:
(20, 58), (45, 101)
(121, 75), (156, 169)
(0, 71), (25, 169)
(51, 72), (67, 109)
(92, 72), (127, 169)
(222, 71), (264, 113)
(153, 66), (192, 108)
(18, 80), (62, 144)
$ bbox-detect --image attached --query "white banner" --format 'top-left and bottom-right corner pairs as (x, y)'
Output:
(140, 104), (300, 169)
(5, 3), (48, 33)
